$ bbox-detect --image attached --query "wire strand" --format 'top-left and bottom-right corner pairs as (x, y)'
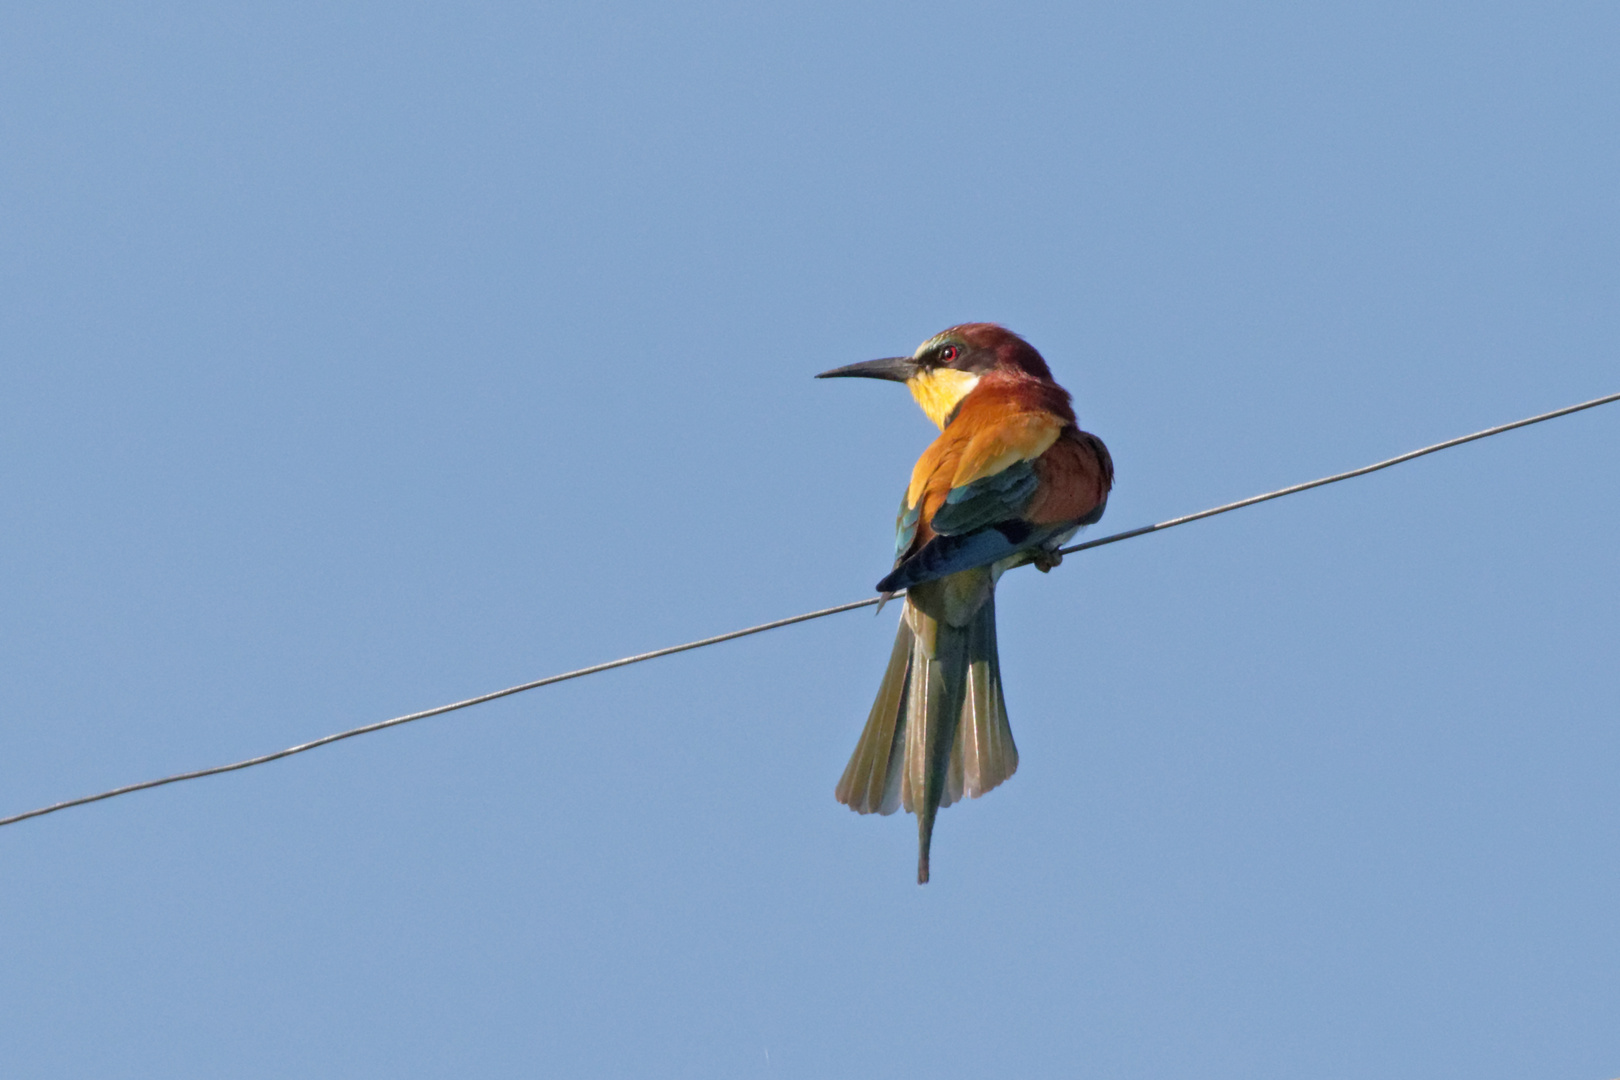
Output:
(1059, 390), (1620, 556)
(3, 390), (1616, 830)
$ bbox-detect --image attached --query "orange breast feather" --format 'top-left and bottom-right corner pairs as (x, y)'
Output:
(904, 384), (1072, 548)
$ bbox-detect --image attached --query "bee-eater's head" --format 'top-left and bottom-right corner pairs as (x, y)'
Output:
(816, 323), (1054, 429)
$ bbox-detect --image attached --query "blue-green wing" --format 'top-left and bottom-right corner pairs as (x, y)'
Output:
(882, 459), (1050, 592)
(893, 495), (923, 560)
(928, 459), (1040, 537)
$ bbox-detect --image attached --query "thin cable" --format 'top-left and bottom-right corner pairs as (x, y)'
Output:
(2, 390), (1616, 830)
(1059, 390), (1620, 557)
(0, 597), (883, 829)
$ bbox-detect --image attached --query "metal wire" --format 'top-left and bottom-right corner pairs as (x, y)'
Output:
(2, 389), (1616, 830)
(1059, 389), (1620, 556)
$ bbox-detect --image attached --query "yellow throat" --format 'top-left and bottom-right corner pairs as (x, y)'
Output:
(906, 368), (980, 429)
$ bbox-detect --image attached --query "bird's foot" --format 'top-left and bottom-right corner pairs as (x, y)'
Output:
(1033, 549), (1063, 573)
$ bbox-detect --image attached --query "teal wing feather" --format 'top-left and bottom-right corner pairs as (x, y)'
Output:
(930, 459), (1040, 536)
(879, 459), (1052, 593)
(893, 495), (923, 560)
(893, 458), (1039, 560)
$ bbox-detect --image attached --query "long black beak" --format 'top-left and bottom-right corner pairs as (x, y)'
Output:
(815, 356), (917, 382)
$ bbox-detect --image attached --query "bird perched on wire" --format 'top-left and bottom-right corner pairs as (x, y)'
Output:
(817, 324), (1113, 883)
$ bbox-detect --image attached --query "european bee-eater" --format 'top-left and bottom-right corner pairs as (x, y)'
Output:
(818, 324), (1113, 883)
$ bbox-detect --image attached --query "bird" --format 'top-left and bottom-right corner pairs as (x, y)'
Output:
(817, 323), (1113, 883)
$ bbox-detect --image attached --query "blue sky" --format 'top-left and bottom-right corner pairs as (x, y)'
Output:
(3, 2), (1617, 1076)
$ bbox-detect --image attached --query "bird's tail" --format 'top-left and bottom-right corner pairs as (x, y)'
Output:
(834, 576), (1019, 883)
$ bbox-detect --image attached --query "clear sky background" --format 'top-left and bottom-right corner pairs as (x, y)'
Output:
(3, 2), (1617, 1077)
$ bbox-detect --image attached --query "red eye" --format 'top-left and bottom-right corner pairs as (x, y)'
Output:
(940, 345), (959, 363)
